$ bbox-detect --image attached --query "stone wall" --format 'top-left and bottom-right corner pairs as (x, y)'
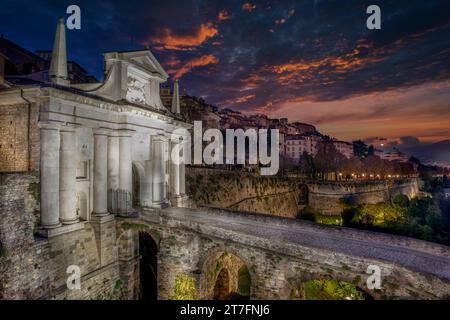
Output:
(186, 167), (420, 217)
(115, 211), (450, 300)
(308, 179), (420, 215)
(0, 100), (40, 173)
(0, 174), (121, 299)
(186, 167), (307, 218)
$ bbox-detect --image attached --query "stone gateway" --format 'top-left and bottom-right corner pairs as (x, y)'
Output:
(0, 19), (449, 301)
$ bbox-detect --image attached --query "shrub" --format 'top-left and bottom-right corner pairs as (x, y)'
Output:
(341, 208), (359, 226)
(393, 194), (410, 207)
(297, 206), (316, 222)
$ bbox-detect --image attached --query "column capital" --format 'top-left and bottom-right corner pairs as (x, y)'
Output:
(152, 133), (168, 142)
(117, 128), (136, 137)
(38, 122), (62, 131)
(93, 127), (112, 136)
(59, 125), (76, 133)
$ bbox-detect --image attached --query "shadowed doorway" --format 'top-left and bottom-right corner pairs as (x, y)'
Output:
(139, 232), (158, 300)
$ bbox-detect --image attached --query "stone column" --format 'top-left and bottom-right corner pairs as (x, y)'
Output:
(141, 160), (153, 207)
(39, 124), (61, 228)
(107, 130), (119, 213)
(151, 135), (166, 205)
(170, 140), (181, 197)
(93, 128), (109, 216)
(180, 149), (186, 195)
(59, 127), (78, 224)
(118, 129), (134, 215)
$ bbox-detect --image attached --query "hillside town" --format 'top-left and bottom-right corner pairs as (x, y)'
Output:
(0, 5), (449, 304)
(0, 34), (412, 171)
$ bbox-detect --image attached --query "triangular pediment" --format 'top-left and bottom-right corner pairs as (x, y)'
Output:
(119, 50), (169, 80)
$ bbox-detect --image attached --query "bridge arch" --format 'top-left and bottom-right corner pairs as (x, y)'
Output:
(284, 270), (373, 300)
(116, 223), (161, 300)
(198, 247), (255, 300)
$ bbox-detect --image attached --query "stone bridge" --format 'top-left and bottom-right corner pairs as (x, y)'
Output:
(117, 207), (450, 300)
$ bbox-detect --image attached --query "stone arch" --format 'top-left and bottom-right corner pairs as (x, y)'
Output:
(116, 224), (161, 300)
(213, 268), (230, 299)
(116, 224), (161, 260)
(139, 231), (159, 300)
(298, 183), (309, 205)
(198, 247), (255, 300)
(76, 191), (88, 220)
(285, 271), (373, 300)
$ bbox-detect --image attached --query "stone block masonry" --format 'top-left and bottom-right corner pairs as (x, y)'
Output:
(0, 173), (121, 299)
(115, 208), (450, 300)
(186, 167), (420, 217)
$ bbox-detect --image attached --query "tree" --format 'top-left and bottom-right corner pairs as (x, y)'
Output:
(393, 194), (410, 207)
(314, 141), (344, 180)
(353, 140), (369, 159)
(298, 151), (315, 178)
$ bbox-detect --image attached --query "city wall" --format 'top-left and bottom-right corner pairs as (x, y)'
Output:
(186, 167), (420, 217)
(308, 179), (420, 215)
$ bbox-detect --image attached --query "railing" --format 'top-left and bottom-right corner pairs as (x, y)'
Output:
(108, 189), (132, 216)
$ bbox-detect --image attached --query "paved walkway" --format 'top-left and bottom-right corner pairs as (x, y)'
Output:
(161, 207), (450, 280)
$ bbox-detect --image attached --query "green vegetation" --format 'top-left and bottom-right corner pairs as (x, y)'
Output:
(341, 197), (450, 245)
(297, 191), (450, 245)
(95, 279), (124, 300)
(121, 222), (148, 232)
(297, 206), (342, 225)
(237, 266), (251, 297)
(28, 182), (40, 203)
(296, 206), (316, 222)
(170, 274), (198, 300)
(32, 209), (41, 235)
(304, 279), (367, 300)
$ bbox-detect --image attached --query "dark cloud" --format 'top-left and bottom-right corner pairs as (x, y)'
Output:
(1, 0), (449, 141)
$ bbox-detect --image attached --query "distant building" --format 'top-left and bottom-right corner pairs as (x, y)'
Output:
(160, 87), (220, 129)
(285, 133), (323, 159)
(332, 140), (354, 158)
(0, 35), (98, 85)
(368, 137), (389, 150)
(444, 188), (450, 199)
(377, 149), (409, 162)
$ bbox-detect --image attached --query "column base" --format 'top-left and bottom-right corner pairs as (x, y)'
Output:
(92, 211), (110, 217)
(116, 210), (139, 218)
(37, 222), (85, 238)
(170, 194), (190, 208)
(150, 200), (170, 210)
(39, 221), (62, 229)
(60, 218), (80, 225)
(141, 207), (162, 223)
(91, 213), (114, 224)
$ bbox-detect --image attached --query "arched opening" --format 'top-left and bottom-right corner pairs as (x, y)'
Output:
(202, 251), (252, 300)
(213, 268), (230, 299)
(139, 232), (158, 300)
(132, 165), (140, 209)
(291, 279), (372, 300)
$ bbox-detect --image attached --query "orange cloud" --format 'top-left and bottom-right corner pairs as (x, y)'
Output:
(265, 45), (385, 85)
(173, 54), (219, 79)
(235, 94), (256, 103)
(218, 10), (230, 21)
(151, 23), (218, 50)
(242, 3), (256, 12)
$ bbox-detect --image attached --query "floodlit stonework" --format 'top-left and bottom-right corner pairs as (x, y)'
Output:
(1, 19), (449, 301)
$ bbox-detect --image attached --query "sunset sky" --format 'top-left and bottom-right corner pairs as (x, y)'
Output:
(1, 0), (449, 144)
